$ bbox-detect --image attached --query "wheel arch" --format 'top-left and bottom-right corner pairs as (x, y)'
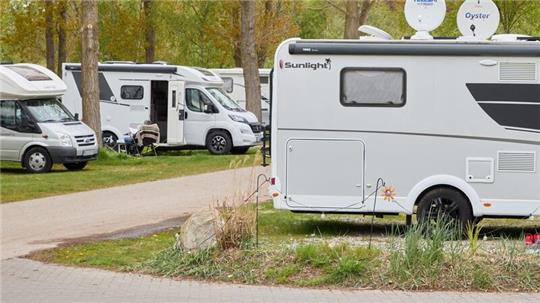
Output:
(406, 174), (483, 217)
(206, 128), (232, 144)
(19, 142), (49, 162)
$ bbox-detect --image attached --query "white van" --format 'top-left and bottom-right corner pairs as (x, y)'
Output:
(210, 68), (271, 125)
(269, 35), (540, 225)
(0, 64), (98, 173)
(62, 63), (263, 154)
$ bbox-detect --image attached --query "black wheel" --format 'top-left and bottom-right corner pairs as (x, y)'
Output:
(206, 130), (232, 155)
(102, 131), (118, 149)
(231, 146), (250, 154)
(63, 161), (88, 171)
(23, 147), (52, 173)
(417, 187), (473, 228)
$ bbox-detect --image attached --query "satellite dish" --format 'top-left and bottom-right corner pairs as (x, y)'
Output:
(358, 25), (393, 40)
(457, 0), (500, 40)
(404, 0), (446, 40)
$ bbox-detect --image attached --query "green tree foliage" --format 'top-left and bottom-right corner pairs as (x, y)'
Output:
(1, 0), (539, 67)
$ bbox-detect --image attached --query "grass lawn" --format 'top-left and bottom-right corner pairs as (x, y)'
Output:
(0, 148), (259, 203)
(30, 202), (540, 291)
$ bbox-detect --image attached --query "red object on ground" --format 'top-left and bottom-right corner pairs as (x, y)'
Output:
(525, 233), (540, 245)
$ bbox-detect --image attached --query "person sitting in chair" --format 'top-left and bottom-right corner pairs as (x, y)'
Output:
(135, 120), (160, 147)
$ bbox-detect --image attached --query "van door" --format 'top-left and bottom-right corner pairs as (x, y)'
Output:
(115, 80), (150, 131)
(167, 80), (185, 144)
(0, 101), (39, 161)
(285, 138), (365, 210)
(184, 88), (216, 146)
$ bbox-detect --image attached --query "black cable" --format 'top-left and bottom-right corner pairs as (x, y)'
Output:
(369, 178), (385, 250)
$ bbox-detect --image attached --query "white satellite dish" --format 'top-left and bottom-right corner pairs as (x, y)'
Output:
(404, 0), (446, 40)
(457, 0), (500, 40)
(358, 25), (393, 40)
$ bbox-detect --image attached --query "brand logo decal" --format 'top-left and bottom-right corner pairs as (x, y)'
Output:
(414, 0), (438, 6)
(464, 12), (491, 21)
(279, 58), (332, 71)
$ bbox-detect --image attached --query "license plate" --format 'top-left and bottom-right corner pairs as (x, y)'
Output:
(82, 149), (97, 156)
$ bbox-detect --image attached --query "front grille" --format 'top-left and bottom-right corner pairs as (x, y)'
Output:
(75, 134), (96, 147)
(249, 123), (263, 133)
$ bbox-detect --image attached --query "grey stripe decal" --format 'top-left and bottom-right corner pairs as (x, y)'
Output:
(276, 128), (540, 146)
(72, 72), (115, 102)
(289, 42), (540, 57)
(478, 103), (540, 131)
(466, 83), (540, 103)
(65, 64), (177, 74)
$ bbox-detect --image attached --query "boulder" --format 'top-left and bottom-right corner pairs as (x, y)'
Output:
(176, 208), (219, 251)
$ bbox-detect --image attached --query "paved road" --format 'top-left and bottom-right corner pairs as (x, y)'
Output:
(1, 166), (270, 259)
(2, 258), (537, 303)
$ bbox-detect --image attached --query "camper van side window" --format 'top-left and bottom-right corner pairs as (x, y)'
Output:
(121, 85), (144, 100)
(340, 68), (406, 107)
(186, 88), (212, 113)
(222, 77), (234, 93)
(0, 101), (37, 133)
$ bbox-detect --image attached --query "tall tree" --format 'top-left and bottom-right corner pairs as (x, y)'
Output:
(81, 0), (101, 145)
(56, 0), (67, 75)
(329, 0), (376, 39)
(142, 0), (155, 63)
(495, 0), (535, 33)
(240, 0), (261, 121)
(45, 0), (55, 70)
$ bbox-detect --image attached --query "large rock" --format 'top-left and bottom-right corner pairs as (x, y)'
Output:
(176, 208), (219, 251)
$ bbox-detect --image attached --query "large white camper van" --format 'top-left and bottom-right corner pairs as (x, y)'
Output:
(62, 63), (263, 154)
(210, 68), (271, 125)
(269, 0), (540, 225)
(0, 64), (98, 173)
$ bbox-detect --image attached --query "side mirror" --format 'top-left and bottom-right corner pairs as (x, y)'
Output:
(74, 113), (79, 121)
(204, 104), (216, 114)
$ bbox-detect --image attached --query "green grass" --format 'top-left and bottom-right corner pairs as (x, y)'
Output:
(29, 201), (540, 291)
(0, 148), (259, 203)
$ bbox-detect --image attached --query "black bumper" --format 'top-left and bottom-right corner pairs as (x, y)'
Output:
(48, 146), (98, 164)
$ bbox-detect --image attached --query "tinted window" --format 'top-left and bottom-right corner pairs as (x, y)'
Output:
(340, 68), (406, 107)
(0, 101), (38, 133)
(222, 77), (234, 93)
(5, 66), (51, 81)
(186, 89), (212, 112)
(260, 76), (269, 84)
(121, 85), (144, 100)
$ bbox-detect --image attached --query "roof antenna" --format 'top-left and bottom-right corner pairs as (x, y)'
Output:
(404, 0), (446, 40)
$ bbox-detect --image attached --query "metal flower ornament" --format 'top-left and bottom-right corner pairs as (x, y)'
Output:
(382, 186), (396, 202)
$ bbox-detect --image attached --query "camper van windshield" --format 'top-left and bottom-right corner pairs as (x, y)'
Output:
(206, 88), (244, 112)
(23, 99), (75, 123)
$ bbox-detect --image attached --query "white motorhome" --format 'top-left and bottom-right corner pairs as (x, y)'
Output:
(210, 68), (271, 125)
(0, 63), (98, 173)
(62, 63), (263, 154)
(269, 36), (540, 225)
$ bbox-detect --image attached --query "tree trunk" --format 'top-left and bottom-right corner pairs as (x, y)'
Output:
(344, 0), (359, 39)
(81, 0), (102, 145)
(57, 0), (67, 75)
(343, 0), (375, 39)
(232, 4), (242, 67)
(240, 0), (262, 122)
(45, 0), (55, 71)
(142, 0), (155, 63)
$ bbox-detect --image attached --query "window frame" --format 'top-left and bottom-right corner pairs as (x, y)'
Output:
(185, 88), (216, 113)
(120, 85), (144, 100)
(339, 67), (407, 108)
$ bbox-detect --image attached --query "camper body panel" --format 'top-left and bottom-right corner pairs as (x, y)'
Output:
(270, 39), (540, 219)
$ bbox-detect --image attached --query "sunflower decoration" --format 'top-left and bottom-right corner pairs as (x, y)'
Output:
(382, 186), (396, 202)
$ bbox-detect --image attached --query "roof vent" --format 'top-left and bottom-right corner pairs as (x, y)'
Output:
(497, 151), (536, 173)
(499, 62), (537, 81)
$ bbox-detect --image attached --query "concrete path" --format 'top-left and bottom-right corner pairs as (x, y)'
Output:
(1, 166), (270, 259)
(2, 258), (538, 303)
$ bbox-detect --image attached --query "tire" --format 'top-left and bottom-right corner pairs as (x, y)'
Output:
(63, 161), (88, 171)
(102, 131), (118, 149)
(206, 130), (232, 155)
(231, 146), (250, 154)
(23, 147), (52, 173)
(416, 187), (473, 228)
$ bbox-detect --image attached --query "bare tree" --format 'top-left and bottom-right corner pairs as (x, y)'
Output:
(142, 0), (155, 63)
(81, 0), (101, 145)
(45, 0), (55, 71)
(240, 0), (261, 121)
(329, 0), (376, 39)
(56, 0), (67, 75)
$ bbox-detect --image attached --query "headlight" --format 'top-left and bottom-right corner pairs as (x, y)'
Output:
(58, 133), (72, 147)
(228, 114), (248, 124)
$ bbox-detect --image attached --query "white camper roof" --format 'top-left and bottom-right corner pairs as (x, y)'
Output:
(63, 63), (224, 87)
(0, 63), (66, 100)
